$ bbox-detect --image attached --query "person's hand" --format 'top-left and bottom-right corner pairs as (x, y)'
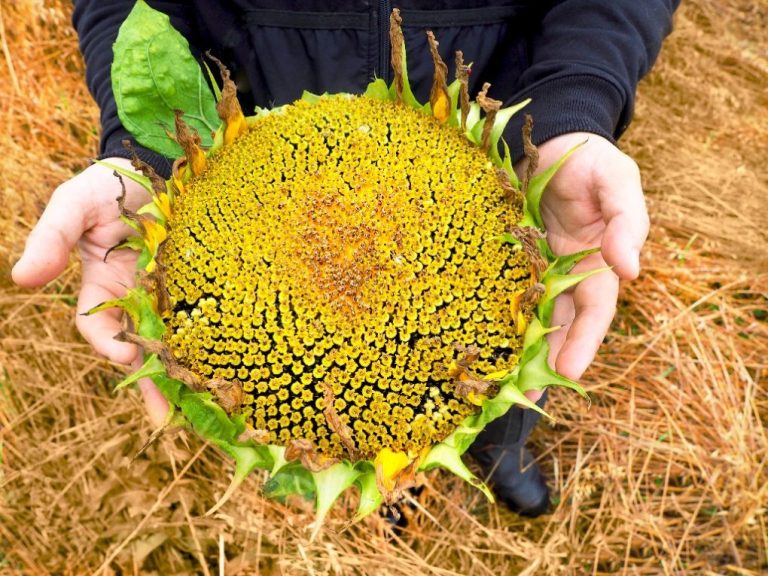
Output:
(12, 158), (169, 425)
(519, 133), (649, 401)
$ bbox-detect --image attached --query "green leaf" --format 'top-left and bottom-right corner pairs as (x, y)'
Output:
(354, 465), (384, 520)
(499, 232), (521, 246)
(84, 287), (165, 340)
(470, 116), (485, 146)
(488, 99), (530, 165)
(179, 391), (244, 445)
(112, 0), (219, 158)
(501, 140), (519, 189)
(517, 338), (588, 399)
(312, 463), (360, 527)
(446, 78), (461, 128)
(106, 235), (145, 256)
(94, 160), (154, 193)
(116, 353), (165, 391)
(526, 140), (586, 228)
(521, 317), (560, 357)
(207, 441), (274, 515)
(440, 374), (552, 460)
(538, 266), (611, 325)
(267, 445), (289, 476)
(136, 201), (165, 222)
(421, 444), (494, 502)
(300, 90), (325, 104)
(464, 102), (482, 141)
(492, 382), (552, 418)
(364, 78), (390, 101)
(545, 247), (601, 276)
(150, 373), (185, 405)
(264, 463), (315, 500)
(136, 245), (153, 270)
(202, 60), (222, 102)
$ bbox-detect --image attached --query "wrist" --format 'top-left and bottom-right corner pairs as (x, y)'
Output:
(505, 75), (625, 164)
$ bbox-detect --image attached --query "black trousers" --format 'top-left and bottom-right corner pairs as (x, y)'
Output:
(469, 389), (549, 451)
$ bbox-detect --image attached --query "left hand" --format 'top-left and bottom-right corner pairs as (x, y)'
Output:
(519, 132), (649, 401)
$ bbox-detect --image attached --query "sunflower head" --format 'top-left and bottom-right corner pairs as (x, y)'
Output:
(92, 0), (603, 524)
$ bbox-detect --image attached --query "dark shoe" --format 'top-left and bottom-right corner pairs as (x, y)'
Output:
(381, 485), (423, 536)
(470, 444), (550, 517)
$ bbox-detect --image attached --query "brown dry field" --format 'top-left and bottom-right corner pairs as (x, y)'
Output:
(1, 1), (766, 574)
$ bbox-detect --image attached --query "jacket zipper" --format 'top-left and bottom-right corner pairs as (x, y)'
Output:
(378, 0), (391, 83)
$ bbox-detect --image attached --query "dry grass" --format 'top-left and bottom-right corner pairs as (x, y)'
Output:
(1, 0), (766, 574)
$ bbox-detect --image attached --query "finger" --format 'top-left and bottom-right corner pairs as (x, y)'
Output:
(554, 266), (619, 381)
(76, 250), (138, 362)
(12, 181), (96, 287)
(598, 158), (649, 280)
(131, 353), (169, 429)
(601, 212), (647, 280)
(524, 389), (544, 403)
(76, 279), (139, 365)
(547, 291), (575, 367)
(138, 378), (170, 428)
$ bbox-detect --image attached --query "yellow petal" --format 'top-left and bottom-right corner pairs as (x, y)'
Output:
(189, 147), (207, 176)
(466, 391), (487, 406)
(154, 192), (172, 221)
(432, 92), (451, 123)
(172, 157), (187, 194)
(510, 289), (524, 323)
(516, 310), (528, 336)
(141, 217), (168, 255)
(374, 448), (410, 493)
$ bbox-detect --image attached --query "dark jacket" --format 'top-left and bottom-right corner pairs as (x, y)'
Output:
(72, 0), (680, 176)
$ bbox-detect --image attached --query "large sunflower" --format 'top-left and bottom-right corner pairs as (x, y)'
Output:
(92, 1), (602, 525)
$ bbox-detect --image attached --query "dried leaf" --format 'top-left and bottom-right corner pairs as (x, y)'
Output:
(174, 110), (206, 176)
(122, 139), (166, 194)
(426, 31), (450, 123)
(284, 439), (339, 472)
(389, 9), (405, 104)
(237, 428), (271, 444)
(455, 50), (470, 131)
(206, 378), (244, 414)
(477, 82), (502, 152)
(323, 385), (357, 460)
(207, 52), (247, 145)
(505, 224), (547, 279)
(447, 345), (497, 402)
(521, 113), (539, 195)
(115, 331), (203, 390)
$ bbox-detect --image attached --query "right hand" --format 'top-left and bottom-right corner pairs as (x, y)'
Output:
(12, 158), (169, 425)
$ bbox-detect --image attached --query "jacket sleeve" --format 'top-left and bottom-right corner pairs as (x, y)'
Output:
(507, 0), (681, 159)
(72, 0), (198, 177)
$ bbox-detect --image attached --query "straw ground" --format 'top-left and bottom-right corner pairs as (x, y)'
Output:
(1, 1), (766, 573)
